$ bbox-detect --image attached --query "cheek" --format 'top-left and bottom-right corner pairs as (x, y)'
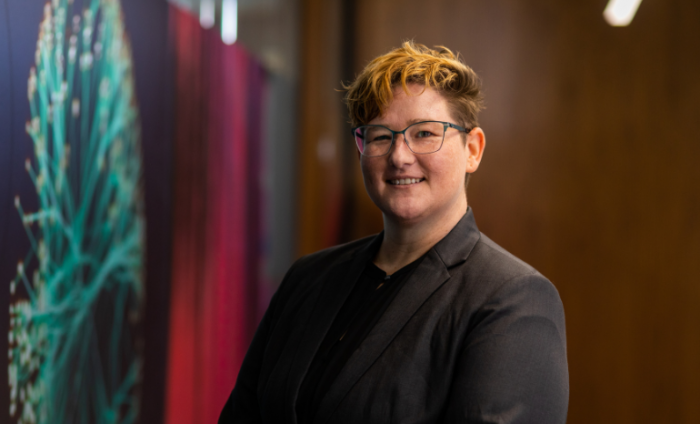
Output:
(360, 159), (382, 188)
(429, 151), (466, 188)
(429, 154), (460, 178)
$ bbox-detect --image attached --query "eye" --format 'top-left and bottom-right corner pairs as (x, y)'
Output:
(364, 127), (392, 143)
(370, 134), (392, 142)
(415, 130), (435, 138)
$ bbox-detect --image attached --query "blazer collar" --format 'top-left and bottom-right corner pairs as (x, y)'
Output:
(353, 206), (481, 267)
(310, 208), (481, 424)
(432, 206), (481, 268)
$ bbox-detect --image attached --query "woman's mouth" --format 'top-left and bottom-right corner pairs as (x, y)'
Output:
(388, 178), (425, 185)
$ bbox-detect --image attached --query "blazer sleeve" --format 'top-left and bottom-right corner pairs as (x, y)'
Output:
(218, 260), (299, 424)
(443, 272), (569, 424)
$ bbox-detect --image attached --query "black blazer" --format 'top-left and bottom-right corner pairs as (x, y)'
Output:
(219, 209), (569, 424)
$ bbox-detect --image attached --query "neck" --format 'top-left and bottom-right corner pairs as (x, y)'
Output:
(374, 198), (468, 275)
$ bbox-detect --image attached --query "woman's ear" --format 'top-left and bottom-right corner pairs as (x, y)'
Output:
(465, 127), (485, 173)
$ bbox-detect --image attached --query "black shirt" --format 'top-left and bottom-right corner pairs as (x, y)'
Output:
(296, 255), (425, 424)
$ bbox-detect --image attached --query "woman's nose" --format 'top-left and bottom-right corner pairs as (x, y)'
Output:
(388, 134), (416, 167)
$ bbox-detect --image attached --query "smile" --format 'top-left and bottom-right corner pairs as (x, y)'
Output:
(388, 178), (425, 185)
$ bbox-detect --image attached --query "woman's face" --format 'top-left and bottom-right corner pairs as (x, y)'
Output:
(360, 83), (484, 226)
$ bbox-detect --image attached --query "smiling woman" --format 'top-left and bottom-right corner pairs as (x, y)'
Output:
(219, 41), (569, 424)
(357, 84), (484, 267)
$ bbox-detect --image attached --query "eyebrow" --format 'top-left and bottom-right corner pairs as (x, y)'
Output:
(374, 118), (434, 128)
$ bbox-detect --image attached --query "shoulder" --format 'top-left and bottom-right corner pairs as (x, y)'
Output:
(285, 235), (375, 284)
(452, 232), (564, 326)
(291, 235), (374, 275)
(467, 233), (539, 281)
(274, 234), (376, 300)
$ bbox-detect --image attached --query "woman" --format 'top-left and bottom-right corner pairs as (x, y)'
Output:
(219, 42), (568, 424)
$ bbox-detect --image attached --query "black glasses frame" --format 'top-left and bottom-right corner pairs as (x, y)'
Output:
(350, 120), (472, 157)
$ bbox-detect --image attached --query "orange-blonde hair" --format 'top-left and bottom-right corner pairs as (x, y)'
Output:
(343, 41), (484, 128)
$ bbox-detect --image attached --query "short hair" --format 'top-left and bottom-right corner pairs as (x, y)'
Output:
(342, 41), (484, 129)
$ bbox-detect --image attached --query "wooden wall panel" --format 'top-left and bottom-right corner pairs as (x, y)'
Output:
(299, 0), (700, 422)
(297, 0), (347, 256)
(361, 1), (700, 422)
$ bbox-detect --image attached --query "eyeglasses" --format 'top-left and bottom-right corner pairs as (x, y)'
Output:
(351, 121), (471, 157)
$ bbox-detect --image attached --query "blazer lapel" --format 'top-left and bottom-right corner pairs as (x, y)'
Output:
(312, 209), (481, 424)
(281, 234), (382, 422)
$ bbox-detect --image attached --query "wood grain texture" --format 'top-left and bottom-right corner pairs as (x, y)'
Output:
(298, 0), (700, 421)
(297, 0), (348, 256)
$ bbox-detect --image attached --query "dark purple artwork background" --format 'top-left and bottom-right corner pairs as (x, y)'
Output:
(0, 1), (174, 423)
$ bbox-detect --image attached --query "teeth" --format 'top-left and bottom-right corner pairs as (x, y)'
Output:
(391, 178), (423, 185)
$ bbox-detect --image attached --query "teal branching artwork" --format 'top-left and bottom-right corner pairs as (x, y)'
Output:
(9, 0), (145, 423)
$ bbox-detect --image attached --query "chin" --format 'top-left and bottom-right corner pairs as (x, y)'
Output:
(381, 202), (430, 225)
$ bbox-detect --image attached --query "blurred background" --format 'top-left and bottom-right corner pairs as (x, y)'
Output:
(1, 0), (699, 423)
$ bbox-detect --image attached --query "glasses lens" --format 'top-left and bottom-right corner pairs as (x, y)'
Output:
(355, 126), (393, 156)
(406, 122), (445, 154)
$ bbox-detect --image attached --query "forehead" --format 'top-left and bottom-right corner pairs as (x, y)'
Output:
(369, 83), (452, 127)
